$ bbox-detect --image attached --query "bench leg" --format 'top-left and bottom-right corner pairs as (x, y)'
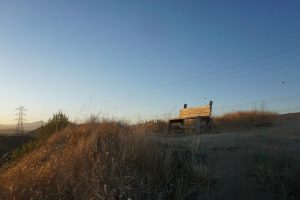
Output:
(207, 118), (212, 131)
(195, 117), (201, 134)
(168, 123), (173, 134)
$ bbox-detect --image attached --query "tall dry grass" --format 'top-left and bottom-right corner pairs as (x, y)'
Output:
(212, 110), (277, 131)
(0, 119), (216, 200)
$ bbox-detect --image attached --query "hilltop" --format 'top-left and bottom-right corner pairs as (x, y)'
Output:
(0, 112), (299, 199)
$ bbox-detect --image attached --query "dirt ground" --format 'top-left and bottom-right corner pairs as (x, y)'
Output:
(154, 113), (300, 199)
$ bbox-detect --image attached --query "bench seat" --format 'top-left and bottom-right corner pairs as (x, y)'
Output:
(169, 101), (213, 134)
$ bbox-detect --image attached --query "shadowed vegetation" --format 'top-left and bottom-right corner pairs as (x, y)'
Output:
(249, 151), (300, 200)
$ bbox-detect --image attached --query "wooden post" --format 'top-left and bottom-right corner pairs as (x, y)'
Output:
(209, 101), (213, 116)
(195, 117), (201, 134)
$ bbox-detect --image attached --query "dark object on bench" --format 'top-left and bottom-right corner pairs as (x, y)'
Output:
(169, 101), (213, 134)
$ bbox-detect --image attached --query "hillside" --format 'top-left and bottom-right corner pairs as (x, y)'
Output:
(0, 121), (44, 135)
(0, 112), (299, 199)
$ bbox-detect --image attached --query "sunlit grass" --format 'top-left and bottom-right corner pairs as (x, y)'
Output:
(0, 119), (216, 199)
(212, 110), (277, 131)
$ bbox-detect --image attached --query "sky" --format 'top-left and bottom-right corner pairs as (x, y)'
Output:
(1, 0), (300, 124)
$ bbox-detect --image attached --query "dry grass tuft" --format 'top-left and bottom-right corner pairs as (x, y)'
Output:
(132, 119), (169, 135)
(0, 120), (216, 200)
(212, 110), (277, 131)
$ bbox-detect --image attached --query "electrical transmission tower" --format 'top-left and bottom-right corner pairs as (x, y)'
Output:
(15, 106), (26, 134)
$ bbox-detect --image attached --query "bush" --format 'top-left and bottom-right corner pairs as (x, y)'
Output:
(39, 112), (71, 140)
(10, 140), (38, 161)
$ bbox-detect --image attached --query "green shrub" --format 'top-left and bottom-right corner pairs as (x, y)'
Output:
(10, 140), (38, 161)
(39, 112), (71, 140)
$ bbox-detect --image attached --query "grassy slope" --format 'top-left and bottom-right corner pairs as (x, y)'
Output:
(0, 122), (215, 200)
(1, 111), (300, 199)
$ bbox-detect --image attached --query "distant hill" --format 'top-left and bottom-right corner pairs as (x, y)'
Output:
(0, 121), (45, 135)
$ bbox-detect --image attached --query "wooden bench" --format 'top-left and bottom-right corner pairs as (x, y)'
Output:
(169, 101), (213, 134)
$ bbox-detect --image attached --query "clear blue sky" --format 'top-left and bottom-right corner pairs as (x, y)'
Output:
(1, 0), (300, 123)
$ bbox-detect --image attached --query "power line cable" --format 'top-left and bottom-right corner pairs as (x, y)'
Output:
(101, 57), (300, 111)
(127, 54), (300, 104)
(88, 46), (300, 109)
(149, 61), (299, 103)
(131, 94), (300, 121)
(215, 94), (300, 110)
(49, 45), (300, 117)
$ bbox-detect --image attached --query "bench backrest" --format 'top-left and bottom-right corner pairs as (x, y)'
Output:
(179, 101), (213, 119)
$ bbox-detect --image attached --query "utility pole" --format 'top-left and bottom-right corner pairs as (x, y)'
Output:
(15, 106), (26, 134)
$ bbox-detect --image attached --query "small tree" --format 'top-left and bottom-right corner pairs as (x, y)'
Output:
(39, 112), (71, 140)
